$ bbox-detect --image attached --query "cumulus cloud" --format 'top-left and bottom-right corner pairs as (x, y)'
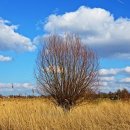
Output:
(99, 66), (130, 76)
(0, 82), (36, 95)
(0, 18), (36, 52)
(123, 66), (130, 73)
(0, 82), (34, 89)
(121, 78), (130, 83)
(99, 66), (130, 92)
(99, 68), (120, 76)
(115, 53), (130, 59)
(0, 55), (12, 62)
(43, 6), (130, 58)
(99, 79), (130, 92)
(100, 76), (115, 81)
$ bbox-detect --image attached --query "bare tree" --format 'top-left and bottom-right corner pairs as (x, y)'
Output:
(35, 34), (99, 110)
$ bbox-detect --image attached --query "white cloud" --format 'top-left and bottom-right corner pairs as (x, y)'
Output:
(0, 55), (12, 62)
(99, 66), (130, 92)
(0, 82), (36, 95)
(121, 78), (130, 83)
(0, 82), (34, 89)
(101, 81), (108, 86)
(99, 68), (120, 76)
(123, 66), (130, 73)
(100, 76), (115, 81)
(99, 78), (130, 92)
(99, 66), (130, 76)
(114, 53), (130, 59)
(43, 6), (130, 58)
(0, 18), (36, 52)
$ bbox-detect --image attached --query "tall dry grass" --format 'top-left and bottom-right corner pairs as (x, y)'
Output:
(0, 98), (130, 130)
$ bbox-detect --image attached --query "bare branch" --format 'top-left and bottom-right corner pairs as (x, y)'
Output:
(35, 34), (99, 110)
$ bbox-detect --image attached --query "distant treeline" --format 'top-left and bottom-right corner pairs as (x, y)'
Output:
(0, 88), (130, 100)
(85, 88), (130, 100)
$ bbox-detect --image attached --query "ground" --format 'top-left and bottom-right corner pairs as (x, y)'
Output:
(0, 98), (130, 130)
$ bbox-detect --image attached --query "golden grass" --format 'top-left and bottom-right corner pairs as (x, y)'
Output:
(0, 98), (130, 130)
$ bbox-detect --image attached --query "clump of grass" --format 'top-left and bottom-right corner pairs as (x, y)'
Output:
(0, 98), (130, 130)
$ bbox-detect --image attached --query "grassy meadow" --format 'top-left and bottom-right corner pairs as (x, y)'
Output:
(0, 98), (130, 130)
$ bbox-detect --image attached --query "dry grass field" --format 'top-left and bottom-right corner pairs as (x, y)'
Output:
(0, 98), (130, 130)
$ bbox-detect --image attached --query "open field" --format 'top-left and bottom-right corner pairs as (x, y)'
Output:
(0, 98), (130, 130)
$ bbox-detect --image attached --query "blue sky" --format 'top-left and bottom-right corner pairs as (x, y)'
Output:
(0, 0), (130, 95)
